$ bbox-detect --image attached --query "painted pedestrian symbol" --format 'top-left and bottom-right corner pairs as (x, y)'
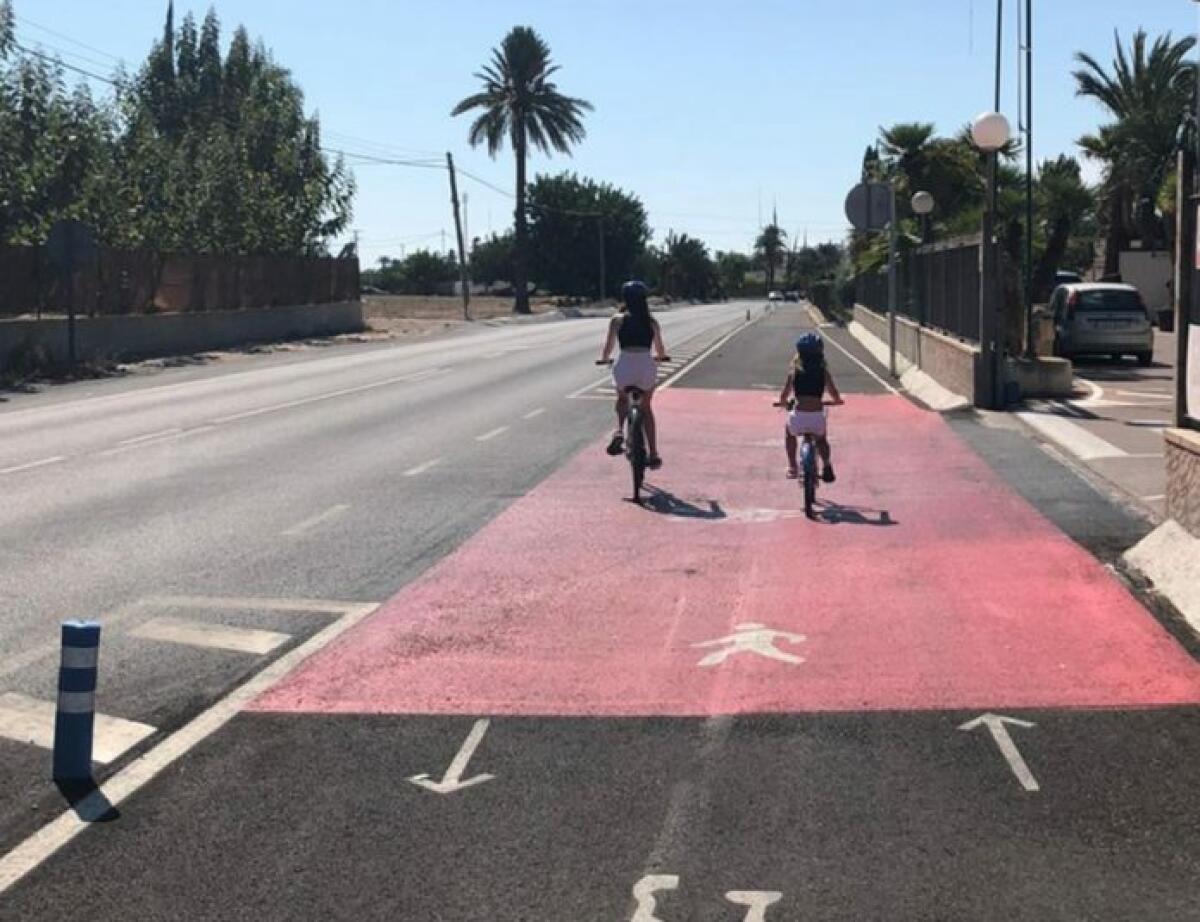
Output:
(692, 623), (806, 667)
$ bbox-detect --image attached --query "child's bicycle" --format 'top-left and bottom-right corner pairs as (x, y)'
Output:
(773, 398), (840, 519)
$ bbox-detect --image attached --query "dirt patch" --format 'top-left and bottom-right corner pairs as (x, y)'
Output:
(363, 294), (561, 322)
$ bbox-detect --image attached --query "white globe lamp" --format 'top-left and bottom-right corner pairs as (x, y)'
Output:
(971, 112), (1011, 152)
(911, 191), (935, 216)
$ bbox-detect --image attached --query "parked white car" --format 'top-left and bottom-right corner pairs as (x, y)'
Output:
(1049, 282), (1154, 365)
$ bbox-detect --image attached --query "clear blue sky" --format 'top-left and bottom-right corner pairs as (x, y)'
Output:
(15, 1), (1200, 266)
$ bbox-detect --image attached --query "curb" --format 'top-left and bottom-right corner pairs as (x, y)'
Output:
(844, 320), (972, 413)
(1122, 521), (1200, 644)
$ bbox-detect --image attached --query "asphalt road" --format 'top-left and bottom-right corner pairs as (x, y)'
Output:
(2, 304), (1197, 921)
(1017, 329), (1177, 518)
(0, 300), (754, 850)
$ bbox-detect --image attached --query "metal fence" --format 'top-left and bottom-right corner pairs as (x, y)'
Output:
(855, 236), (981, 343)
(0, 246), (359, 318)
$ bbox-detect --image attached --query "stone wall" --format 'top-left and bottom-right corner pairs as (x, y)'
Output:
(1165, 427), (1200, 538)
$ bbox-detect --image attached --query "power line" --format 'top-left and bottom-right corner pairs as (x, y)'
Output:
(14, 14), (124, 63)
(455, 167), (514, 199)
(13, 42), (119, 86)
(323, 147), (445, 169)
(17, 34), (120, 74)
(323, 129), (442, 159)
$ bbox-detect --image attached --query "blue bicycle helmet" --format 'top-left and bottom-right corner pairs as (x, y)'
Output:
(795, 332), (824, 354)
(621, 280), (649, 305)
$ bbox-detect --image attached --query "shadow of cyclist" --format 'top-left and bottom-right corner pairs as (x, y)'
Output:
(812, 500), (896, 527)
(640, 486), (727, 520)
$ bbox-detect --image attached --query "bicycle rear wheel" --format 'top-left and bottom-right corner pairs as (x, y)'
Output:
(627, 406), (647, 502)
(801, 438), (817, 518)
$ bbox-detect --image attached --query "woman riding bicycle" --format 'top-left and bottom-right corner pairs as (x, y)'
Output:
(777, 331), (843, 482)
(598, 280), (668, 469)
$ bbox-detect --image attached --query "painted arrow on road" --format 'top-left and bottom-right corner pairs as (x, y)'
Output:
(958, 713), (1040, 792)
(409, 719), (495, 794)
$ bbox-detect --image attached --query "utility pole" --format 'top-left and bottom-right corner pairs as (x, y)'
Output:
(446, 152), (471, 321)
(1022, 0), (1034, 358)
(597, 215), (606, 304)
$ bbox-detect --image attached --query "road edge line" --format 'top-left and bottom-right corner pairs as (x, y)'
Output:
(0, 601), (379, 896)
(659, 307), (764, 391)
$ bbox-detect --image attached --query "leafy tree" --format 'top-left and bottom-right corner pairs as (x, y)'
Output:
(470, 232), (514, 289)
(716, 251), (753, 296)
(1074, 29), (1197, 270)
(1032, 156), (1094, 299)
(363, 250), (458, 295)
(753, 224), (787, 293)
(525, 172), (649, 297)
(661, 232), (716, 300)
(451, 27), (592, 314)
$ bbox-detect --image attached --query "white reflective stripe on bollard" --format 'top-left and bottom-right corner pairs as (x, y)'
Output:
(56, 692), (96, 714)
(60, 646), (99, 669)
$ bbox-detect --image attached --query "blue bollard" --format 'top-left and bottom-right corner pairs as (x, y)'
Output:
(52, 620), (101, 782)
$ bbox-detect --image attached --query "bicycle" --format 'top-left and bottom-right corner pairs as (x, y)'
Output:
(596, 357), (670, 503)
(774, 398), (840, 519)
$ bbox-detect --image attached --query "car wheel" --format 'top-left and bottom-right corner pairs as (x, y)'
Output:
(1137, 352), (1153, 367)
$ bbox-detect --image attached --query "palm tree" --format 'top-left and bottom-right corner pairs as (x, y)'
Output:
(451, 27), (592, 314)
(754, 224), (787, 294)
(1073, 30), (1196, 271)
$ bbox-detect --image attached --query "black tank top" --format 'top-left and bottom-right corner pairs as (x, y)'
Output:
(792, 361), (824, 398)
(618, 313), (654, 349)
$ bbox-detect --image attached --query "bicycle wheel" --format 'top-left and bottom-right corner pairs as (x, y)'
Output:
(801, 438), (817, 518)
(627, 406), (647, 502)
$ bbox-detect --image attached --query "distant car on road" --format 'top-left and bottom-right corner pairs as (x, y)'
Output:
(784, 291), (800, 302)
(360, 285), (385, 295)
(767, 290), (784, 302)
(1054, 270), (1083, 286)
(1049, 282), (1154, 365)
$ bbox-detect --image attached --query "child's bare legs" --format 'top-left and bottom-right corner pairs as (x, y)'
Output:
(784, 429), (798, 477)
(817, 435), (835, 482)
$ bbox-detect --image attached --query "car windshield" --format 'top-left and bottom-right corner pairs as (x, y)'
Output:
(1076, 290), (1144, 313)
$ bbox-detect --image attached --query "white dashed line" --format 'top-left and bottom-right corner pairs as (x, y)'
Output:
(130, 617), (291, 656)
(0, 693), (156, 764)
(118, 428), (182, 446)
(475, 426), (509, 442)
(213, 368), (445, 424)
(282, 504), (350, 537)
(1141, 494), (1166, 502)
(98, 426), (217, 456)
(0, 456), (67, 475)
(403, 458), (442, 477)
(522, 407), (546, 420)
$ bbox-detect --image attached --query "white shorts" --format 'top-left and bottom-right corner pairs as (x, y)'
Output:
(613, 351), (657, 392)
(786, 409), (827, 438)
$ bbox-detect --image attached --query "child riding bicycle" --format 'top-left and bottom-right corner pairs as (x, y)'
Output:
(775, 332), (843, 481)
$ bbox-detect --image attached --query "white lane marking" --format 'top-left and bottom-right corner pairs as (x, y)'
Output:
(97, 425), (219, 456)
(140, 595), (365, 614)
(475, 425), (509, 442)
(522, 407), (546, 420)
(282, 504), (350, 537)
(213, 368), (445, 424)
(130, 617), (291, 656)
(409, 718), (495, 794)
(1141, 494), (1166, 502)
(822, 331), (899, 394)
(118, 428), (182, 446)
(1113, 389), (1171, 399)
(660, 316), (757, 390)
(959, 713), (1039, 792)
(403, 458), (442, 477)
(1071, 377), (1104, 405)
(631, 874), (680, 921)
(567, 373), (613, 399)
(0, 456), (66, 475)
(1016, 411), (1127, 460)
(0, 600), (379, 894)
(725, 891), (784, 921)
(0, 693), (156, 764)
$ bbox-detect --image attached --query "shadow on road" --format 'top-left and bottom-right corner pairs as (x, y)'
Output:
(812, 499), (896, 527)
(54, 779), (120, 824)
(639, 487), (726, 520)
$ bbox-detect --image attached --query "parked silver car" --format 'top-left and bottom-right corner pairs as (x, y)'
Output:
(1049, 282), (1154, 366)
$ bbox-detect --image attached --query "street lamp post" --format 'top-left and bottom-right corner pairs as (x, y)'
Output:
(972, 111), (1012, 411)
(912, 192), (935, 326)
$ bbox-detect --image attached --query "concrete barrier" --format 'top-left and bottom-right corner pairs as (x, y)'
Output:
(852, 304), (979, 405)
(0, 301), (365, 373)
